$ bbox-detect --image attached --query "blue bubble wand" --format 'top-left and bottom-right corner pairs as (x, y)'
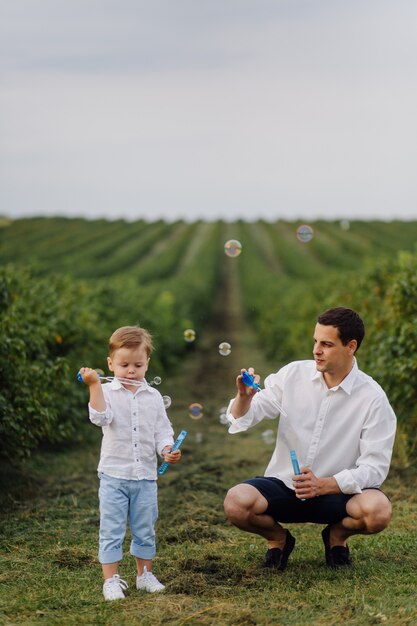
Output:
(241, 370), (261, 392)
(157, 430), (188, 476)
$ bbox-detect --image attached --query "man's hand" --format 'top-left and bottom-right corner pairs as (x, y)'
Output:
(237, 367), (260, 397)
(293, 468), (341, 499)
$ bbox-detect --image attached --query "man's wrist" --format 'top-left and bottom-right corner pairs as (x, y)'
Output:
(317, 476), (341, 496)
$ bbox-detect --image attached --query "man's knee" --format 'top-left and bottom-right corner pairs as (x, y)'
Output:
(224, 484), (256, 526)
(365, 499), (392, 533)
(359, 495), (392, 534)
(224, 486), (245, 524)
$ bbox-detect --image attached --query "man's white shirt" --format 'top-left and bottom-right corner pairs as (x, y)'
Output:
(227, 359), (396, 494)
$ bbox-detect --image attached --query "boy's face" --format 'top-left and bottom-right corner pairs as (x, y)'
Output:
(107, 346), (150, 383)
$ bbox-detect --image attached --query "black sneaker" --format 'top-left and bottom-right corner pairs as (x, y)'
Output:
(321, 525), (352, 568)
(264, 530), (296, 571)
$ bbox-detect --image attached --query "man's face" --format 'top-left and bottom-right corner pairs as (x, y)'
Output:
(313, 323), (356, 383)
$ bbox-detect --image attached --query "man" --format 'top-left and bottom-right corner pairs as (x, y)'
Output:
(223, 307), (396, 570)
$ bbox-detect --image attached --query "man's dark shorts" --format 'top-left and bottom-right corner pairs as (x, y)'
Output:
(244, 476), (354, 525)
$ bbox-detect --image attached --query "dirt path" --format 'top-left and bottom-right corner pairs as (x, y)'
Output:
(163, 240), (275, 439)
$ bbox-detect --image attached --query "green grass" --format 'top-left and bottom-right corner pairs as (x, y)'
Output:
(1, 423), (416, 626)
(1, 238), (417, 625)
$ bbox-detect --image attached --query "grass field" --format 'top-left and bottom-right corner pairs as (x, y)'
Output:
(1, 258), (416, 626)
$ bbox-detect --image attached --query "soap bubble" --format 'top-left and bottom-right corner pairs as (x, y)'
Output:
(195, 432), (204, 443)
(183, 328), (196, 342)
(340, 219), (350, 231)
(189, 402), (203, 419)
(296, 224), (314, 243)
(152, 376), (162, 385)
(219, 406), (229, 425)
(224, 239), (242, 258)
(218, 341), (231, 356)
(163, 395), (172, 409)
(95, 369), (105, 377)
(261, 429), (275, 445)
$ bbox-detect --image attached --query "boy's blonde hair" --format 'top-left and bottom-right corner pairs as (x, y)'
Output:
(109, 326), (153, 357)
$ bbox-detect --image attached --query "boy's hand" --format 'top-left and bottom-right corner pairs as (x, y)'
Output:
(162, 447), (182, 464)
(79, 367), (100, 386)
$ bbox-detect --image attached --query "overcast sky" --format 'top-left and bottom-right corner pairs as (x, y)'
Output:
(1, 0), (416, 222)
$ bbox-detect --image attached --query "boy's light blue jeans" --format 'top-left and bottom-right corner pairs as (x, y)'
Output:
(98, 473), (158, 564)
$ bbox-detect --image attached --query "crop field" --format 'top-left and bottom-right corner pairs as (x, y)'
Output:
(0, 216), (417, 625)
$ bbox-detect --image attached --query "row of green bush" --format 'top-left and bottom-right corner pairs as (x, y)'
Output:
(0, 222), (222, 461)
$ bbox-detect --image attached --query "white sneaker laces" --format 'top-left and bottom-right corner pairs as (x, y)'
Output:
(113, 574), (128, 591)
(103, 574), (128, 598)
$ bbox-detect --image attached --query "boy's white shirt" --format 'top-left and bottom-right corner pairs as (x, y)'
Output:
(89, 378), (174, 480)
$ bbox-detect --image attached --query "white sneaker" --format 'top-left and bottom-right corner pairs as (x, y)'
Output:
(102, 574), (128, 601)
(136, 566), (165, 593)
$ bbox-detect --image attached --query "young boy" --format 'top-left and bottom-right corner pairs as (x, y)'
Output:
(79, 325), (182, 601)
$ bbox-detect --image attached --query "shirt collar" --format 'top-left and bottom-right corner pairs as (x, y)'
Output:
(311, 357), (358, 395)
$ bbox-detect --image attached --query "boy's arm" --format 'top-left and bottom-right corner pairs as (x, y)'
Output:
(154, 395), (175, 456)
(79, 367), (106, 412)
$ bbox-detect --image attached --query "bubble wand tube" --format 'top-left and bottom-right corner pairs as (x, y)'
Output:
(290, 449), (306, 501)
(157, 430), (188, 476)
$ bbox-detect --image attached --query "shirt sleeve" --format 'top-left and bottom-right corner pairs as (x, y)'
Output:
(88, 402), (113, 426)
(333, 394), (397, 493)
(227, 370), (286, 434)
(154, 394), (175, 456)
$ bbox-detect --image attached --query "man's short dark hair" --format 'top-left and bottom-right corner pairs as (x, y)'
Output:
(317, 307), (365, 352)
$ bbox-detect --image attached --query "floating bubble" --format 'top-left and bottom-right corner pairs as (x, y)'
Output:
(219, 412), (229, 425)
(340, 219), (350, 231)
(261, 429), (275, 445)
(296, 224), (314, 243)
(163, 395), (172, 409)
(183, 328), (196, 342)
(152, 376), (162, 385)
(189, 402), (203, 419)
(219, 406), (228, 424)
(95, 369), (105, 377)
(195, 432), (204, 444)
(224, 239), (242, 258)
(218, 341), (232, 356)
